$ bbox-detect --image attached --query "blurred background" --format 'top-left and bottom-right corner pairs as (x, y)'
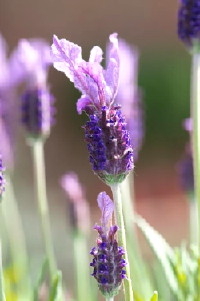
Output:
(0, 0), (191, 290)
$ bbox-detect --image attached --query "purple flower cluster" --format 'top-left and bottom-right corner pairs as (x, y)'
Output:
(12, 38), (55, 140)
(51, 33), (134, 184)
(84, 105), (133, 185)
(0, 156), (5, 200)
(90, 192), (126, 297)
(90, 225), (126, 297)
(178, 0), (200, 47)
(21, 88), (55, 139)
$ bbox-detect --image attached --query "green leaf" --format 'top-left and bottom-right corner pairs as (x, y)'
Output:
(150, 291), (158, 301)
(33, 258), (48, 301)
(135, 215), (178, 296)
(48, 271), (63, 301)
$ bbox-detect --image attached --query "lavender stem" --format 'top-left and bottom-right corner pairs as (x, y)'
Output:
(110, 183), (134, 301)
(31, 139), (56, 279)
(0, 242), (5, 301)
(191, 53), (200, 250)
(1, 176), (31, 298)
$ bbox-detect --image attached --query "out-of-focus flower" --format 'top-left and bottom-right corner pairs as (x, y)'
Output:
(109, 38), (144, 160)
(51, 34), (134, 184)
(90, 192), (126, 298)
(177, 143), (194, 193)
(12, 39), (55, 140)
(0, 155), (6, 201)
(0, 35), (21, 169)
(177, 118), (194, 193)
(178, 0), (200, 49)
(60, 172), (90, 234)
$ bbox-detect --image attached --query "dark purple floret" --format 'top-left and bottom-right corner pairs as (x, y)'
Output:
(0, 156), (5, 201)
(21, 88), (55, 140)
(84, 105), (134, 185)
(178, 0), (200, 47)
(90, 224), (127, 298)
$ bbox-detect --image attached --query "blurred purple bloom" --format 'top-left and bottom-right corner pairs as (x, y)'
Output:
(0, 34), (22, 169)
(183, 117), (192, 132)
(52, 34), (134, 184)
(178, 0), (200, 47)
(177, 118), (194, 193)
(90, 192), (126, 297)
(111, 39), (144, 160)
(12, 39), (55, 140)
(60, 172), (90, 234)
(178, 145), (194, 192)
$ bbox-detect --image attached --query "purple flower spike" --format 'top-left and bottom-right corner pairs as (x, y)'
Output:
(13, 39), (56, 140)
(51, 34), (134, 183)
(90, 192), (126, 298)
(84, 105), (134, 184)
(0, 156), (5, 201)
(21, 88), (55, 139)
(178, 0), (200, 48)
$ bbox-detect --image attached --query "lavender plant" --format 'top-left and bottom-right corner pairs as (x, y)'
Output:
(90, 191), (127, 300)
(51, 33), (134, 300)
(178, 0), (200, 249)
(13, 38), (57, 281)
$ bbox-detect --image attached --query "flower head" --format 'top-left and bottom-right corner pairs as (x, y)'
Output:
(90, 192), (126, 298)
(12, 39), (55, 141)
(84, 105), (133, 184)
(52, 34), (134, 184)
(178, 0), (200, 49)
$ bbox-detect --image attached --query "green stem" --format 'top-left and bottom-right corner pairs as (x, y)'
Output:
(1, 175), (31, 299)
(110, 183), (134, 301)
(106, 297), (114, 301)
(31, 139), (56, 280)
(0, 242), (6, 301)
(191, 53), (200, 251)
(187, 192), (198, 245)
(121, 175), (153, 299)
(73, 230), (92, 301)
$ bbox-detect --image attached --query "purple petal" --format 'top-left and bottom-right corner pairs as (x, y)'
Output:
(60, 172), (84, 202)
(104, 33), (120, 102)
(97, 192), (114, 228)
(76, 96), (92, 114)
(10, 38), (51, 85)
(89, 46), (103, 63)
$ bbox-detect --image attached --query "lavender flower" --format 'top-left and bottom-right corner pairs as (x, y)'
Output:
(108, 38), (144, 160)
(51, 34), (134, 184)
(177, 118), (194, 192)
(13, 39), (55, 140)
(0, 156), (5, 201)
(178, 0), (200, 48)
(90, 192), (126, 298)
(60, 172), (90, 234)
(0, 35), (21, 169)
